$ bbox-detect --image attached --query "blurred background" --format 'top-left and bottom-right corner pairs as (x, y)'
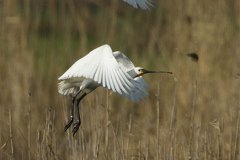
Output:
(0, 0), (240, 159)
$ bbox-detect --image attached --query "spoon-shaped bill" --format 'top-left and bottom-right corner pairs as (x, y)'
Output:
(142, 69), (172, 75)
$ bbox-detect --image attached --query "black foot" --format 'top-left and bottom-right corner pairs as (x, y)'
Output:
(72, 121), (81, 136)
(64, 117), (73, 132)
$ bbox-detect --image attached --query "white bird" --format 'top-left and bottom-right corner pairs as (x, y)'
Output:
(58, 44), (172, 135)
(123, 0), (153, 10)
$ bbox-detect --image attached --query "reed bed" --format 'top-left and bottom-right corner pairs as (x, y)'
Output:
(0, 0), (240, 159)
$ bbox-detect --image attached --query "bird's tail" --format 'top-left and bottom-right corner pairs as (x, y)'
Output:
(58, 81), (79, 96)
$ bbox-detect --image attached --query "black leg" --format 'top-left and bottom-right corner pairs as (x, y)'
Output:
(72, 93), (87, 136)
(64, 97), (75, 132)
(64, 89), (82, 132)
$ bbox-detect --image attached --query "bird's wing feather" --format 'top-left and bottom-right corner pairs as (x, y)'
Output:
(113, 51), (149, 100)
(130, 76), (148, 100)
(113, 51), (135, 72)
(123, 0), (153, 10)
(58, 44), (147, 100)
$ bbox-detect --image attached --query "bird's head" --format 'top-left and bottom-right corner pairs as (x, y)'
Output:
(134, 67), (173, 77)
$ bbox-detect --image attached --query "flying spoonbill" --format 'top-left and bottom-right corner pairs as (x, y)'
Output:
(58, 44), (172, 135)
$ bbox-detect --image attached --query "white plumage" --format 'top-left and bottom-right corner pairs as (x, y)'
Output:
(58, 44), (148, 101)
(58, 44), (172, 135)
(123, 0), (153, 10)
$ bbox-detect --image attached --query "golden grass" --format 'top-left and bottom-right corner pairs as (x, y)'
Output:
(0, 0), (240, 159)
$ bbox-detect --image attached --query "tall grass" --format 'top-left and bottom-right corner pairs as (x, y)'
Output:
(0, 0), (240, 159)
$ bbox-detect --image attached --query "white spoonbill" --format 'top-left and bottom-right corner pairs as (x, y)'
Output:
(58, 44), (172, 135)
(123, 0), (153, 10)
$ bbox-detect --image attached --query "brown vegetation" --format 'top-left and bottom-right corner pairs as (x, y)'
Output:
(0, 0), (240, 159)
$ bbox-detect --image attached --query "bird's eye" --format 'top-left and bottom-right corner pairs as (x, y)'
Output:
(138, 69), (142, 72)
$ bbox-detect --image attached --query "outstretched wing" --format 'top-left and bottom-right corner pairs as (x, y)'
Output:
(113, 51), (148, 100)
(58, 44), (147, 100)
(123, 0), (153, 10)
(112, 51), (135, 72)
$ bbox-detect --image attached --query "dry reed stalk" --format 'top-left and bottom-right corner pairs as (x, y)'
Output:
(80, 130), (86, 160)
(204, 129), (207, 160)
(156, 83), (160, 160)
(9, 109), (14, 160)
(146, 143), (149, 160)
(0, 140), (8, 151)
(105, 90), (110, 152)
(230, 110), (234, 160)
(110, 122), (125, 159)
(169, 76), (178, 160)
(126, 114), (132, 158)
(189, 79), (198, 160)
(27, 94), (32, 160)
(44, 107), (57, 160)
(37, 128), (42, 160)
(138, 140), (141, 160)
(114, 129), (117, 160)
(93, 94), (100, 159)
(120, 126), (124, 159)
(233, 110), (240, 160)
(217, 119), (224, 160)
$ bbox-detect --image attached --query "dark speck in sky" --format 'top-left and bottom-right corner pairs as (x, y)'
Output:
(186, 52), (199, 62)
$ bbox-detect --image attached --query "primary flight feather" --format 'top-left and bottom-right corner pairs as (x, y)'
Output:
(58, 44), (172, 135)
(123, 0), (153, 10)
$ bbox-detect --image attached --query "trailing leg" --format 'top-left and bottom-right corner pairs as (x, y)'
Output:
(72, 92), (87, 136)
(64, 90), (81, 132)
(64, 97), (75, 131)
